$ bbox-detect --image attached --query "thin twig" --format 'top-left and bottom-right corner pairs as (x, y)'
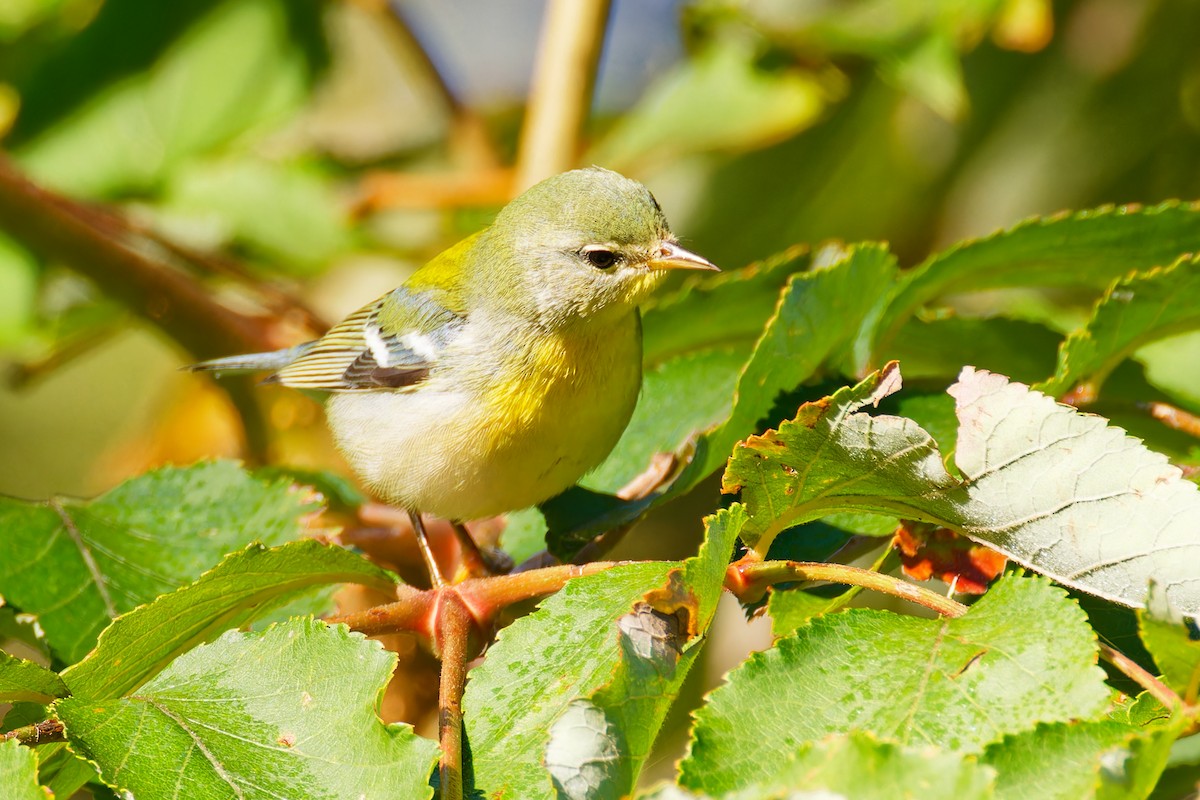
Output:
(0, 156), (304, 360)
(727, 559), (970, 618)
(1097, 642), (1184, 712)
(436, 593), (472, 800)
(1, 719), (65, 745)
(514, 0), (612, 191)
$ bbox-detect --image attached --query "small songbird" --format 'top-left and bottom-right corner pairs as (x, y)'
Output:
(192, 168), (717, 575)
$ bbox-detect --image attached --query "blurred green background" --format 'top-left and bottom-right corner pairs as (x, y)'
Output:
(2, 0), (1199, 501)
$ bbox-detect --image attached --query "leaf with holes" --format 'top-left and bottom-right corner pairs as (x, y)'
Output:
(726, 364), (1200, 614)
(0, 461), (324, 664)
(679, 577), (1108, 795)
(544, 506), (745, 798)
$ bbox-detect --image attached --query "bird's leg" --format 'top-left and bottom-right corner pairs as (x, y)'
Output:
(452, 521), (514, 578)
(407, 510), (446, 589)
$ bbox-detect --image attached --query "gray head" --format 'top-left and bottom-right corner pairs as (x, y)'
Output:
(475, 168), (716, 325)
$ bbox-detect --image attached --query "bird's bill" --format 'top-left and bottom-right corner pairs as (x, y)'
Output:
(648, 241), (719, 272)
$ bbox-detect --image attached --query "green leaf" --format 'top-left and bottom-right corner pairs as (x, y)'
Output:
(590, 38), (825, 171)
(884, 316), (1062, 384)
(545, 507), (745, 799)
(671, 732), (997, 800)
(0, 651), (66, 704)
(0, 232), (38, 350)
(0, 461), (323, 664)
(0, 739), (47, 800)
(674, 244), (899, 495)
(726, 364), (1200, 614)
(157, 158), (352, 276)
(58, 618), (438, 800)
(679, 577), (1108, 795)
(1041, 255), (1200, 399)
(980, 716), (1187, 800)
(62, 539), (394, 700)
(1139, 582), (1200, 701)
(14, 0), (321, 197)
(868, 202), (1200, 368)
(463, 561), (675, 798)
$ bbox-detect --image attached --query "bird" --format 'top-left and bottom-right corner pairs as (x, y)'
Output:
(191, 167), (718, 581)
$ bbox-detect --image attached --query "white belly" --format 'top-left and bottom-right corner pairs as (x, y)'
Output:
(324, 314), (642, 520)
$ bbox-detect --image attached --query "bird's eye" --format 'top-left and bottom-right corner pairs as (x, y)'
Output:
(583, 248), (619, 269)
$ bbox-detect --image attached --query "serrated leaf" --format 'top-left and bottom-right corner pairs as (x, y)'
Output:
(984, 719), (1152, 800)
(1041, 254), (1200, 400)
(679, 577), (1108, 794)
(0, 739), (48, 800)
(682, 732), (997, 800)
(1139, 582), (1200, 702)
(867, 202), (1200, 368)
(726, 365), (1200, 614)
(463, 562), (674, 798)
(62, 539), (394, 700)
(0, 651), (66, 703)
(884, 316), (1062, 384)
(674, 244), (898, 495)
(545, 507), (745, 798)
(0, 461), (323, 664)
(58, 618), (438, 800)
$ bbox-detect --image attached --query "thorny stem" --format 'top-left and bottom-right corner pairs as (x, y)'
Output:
(515, 0), (612, 191)
(436, 593), (471, 800)
(1, 719), (65, 746)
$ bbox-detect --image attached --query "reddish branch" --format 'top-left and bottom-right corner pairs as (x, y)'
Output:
(0, 155), (321, 360)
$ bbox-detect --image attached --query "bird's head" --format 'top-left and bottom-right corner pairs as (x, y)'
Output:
(479, 167), (717, 326)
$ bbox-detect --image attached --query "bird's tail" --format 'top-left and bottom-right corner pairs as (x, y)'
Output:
(186, 343), (316, 375)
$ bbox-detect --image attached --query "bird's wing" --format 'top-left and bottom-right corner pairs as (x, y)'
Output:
(269, 287), (464, 391)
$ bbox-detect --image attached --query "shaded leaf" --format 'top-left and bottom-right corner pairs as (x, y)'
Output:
(62, 539), (394, 700)
(726, 364), (1200, 614)
(679, 577), (1108, 794)
(0, 651), (66, 704)
(883, 316), (1062, 384)
(1139, 582), (1200, 702)
(1041, 254), (1200, 401)
(867, 202), (1200, 368)
(58, 618), (438, 800)
(0, 739), (47, 800)
(0, 461), (323, 664)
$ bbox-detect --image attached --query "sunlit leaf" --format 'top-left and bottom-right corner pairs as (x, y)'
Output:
(866, 202), (1200, 370)
(0, 461), (325, 664)
(1138, 582), (1200, 701)
(1041, 254), (1200, 401)
(679, 577), (1108, 794)
(62, 539), (394, 700)
(0, 651), (66, 704)
(726, 364), (1200, 613)
(545, 507), (744, 798)
(0, 739), (47, 800)
(59, 618), (438, 800)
